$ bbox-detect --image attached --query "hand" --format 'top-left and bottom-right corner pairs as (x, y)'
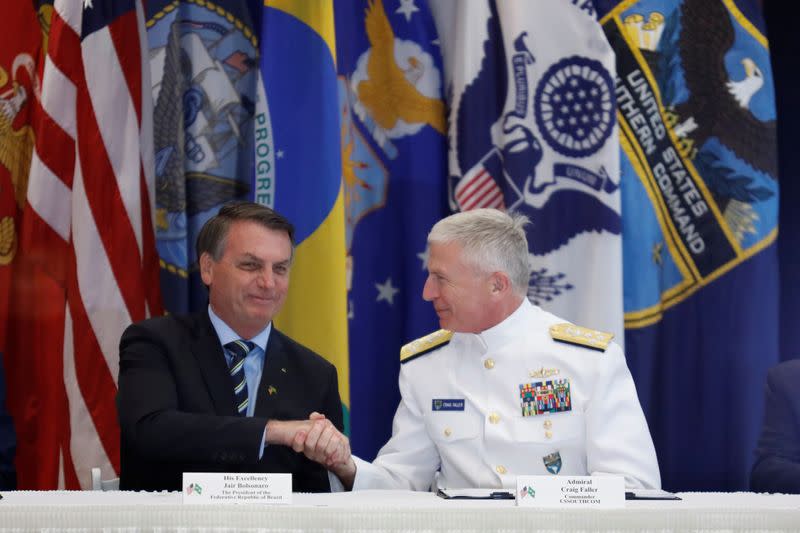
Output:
(265, 419), (318, 447)
(292, 412), (352, 469)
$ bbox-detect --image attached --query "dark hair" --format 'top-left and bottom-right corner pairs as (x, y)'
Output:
(196, 202), (295, 261)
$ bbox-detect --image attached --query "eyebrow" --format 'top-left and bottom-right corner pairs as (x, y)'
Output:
(238, 253), (263, 264)
(238, 253), (292, 268)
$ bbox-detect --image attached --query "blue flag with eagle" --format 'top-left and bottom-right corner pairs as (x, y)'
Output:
(595, 0), (779, 490)
(334, 0), (447, 458)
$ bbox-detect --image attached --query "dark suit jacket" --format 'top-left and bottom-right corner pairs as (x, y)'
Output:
(750, 359), (800, 493)
(117, 311), (343, 492)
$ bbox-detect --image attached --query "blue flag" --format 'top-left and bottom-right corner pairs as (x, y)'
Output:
(596, 0), (779, 490)
(334, 0), (447, 458)
(146, 1), (259, 313)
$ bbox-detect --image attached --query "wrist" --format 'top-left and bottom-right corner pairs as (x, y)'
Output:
(332, 457), (357, 490)
(265, 420), (289, 446)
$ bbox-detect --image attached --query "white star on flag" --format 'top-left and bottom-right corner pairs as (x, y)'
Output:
(375, 277), (400, 305)
(417, 247), (429, 270)
(396, 0), (419, 22)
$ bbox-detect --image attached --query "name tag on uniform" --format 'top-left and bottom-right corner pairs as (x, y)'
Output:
(516, 475), (624, 508)
(432, 399), (465, 411)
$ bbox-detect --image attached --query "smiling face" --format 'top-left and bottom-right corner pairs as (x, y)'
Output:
(200, 220), (292, 339)
(422, 241), (495, 333)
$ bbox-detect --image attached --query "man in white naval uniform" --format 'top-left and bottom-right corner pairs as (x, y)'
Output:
(308, 209), (660, 491)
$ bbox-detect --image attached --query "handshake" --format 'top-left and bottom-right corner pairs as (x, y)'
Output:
(266, 413), (356, 488)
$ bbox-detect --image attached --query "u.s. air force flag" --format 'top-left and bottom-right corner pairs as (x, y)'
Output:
(146, 1), (257, 313)
(334, 0), (447, 458)
(596, 0), (779, 490)
(430, 0), (624, 341)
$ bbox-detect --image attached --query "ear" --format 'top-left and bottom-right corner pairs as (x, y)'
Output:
(199, 252), (215, 287)
(489, 271), (511, 296)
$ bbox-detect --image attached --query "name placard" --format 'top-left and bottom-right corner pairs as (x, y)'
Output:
(516, 475), (624, 508)
(182, 473), (292, 505)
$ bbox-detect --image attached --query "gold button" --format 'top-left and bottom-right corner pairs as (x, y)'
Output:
(484, 358), (495, 369)
(543, 419), (552, 429)
(496, 465), (507, 475)
(545, 430), (553, 439)
(489, 412), (501, 424)
(444, 428), (452, 437)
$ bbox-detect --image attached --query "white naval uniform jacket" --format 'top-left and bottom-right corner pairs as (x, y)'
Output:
(352, 299), (661, 491)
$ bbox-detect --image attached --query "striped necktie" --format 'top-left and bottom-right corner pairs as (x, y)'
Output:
(224, 340), (255, 416)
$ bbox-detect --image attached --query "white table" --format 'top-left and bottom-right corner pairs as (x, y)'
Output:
(1, 489), (798, 531)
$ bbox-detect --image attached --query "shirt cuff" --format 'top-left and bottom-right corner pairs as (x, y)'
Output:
(258, 426), (267, 459)
(328, 470), (345, 492)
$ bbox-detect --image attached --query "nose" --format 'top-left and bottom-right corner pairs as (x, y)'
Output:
(257, 269), (276, 289)
(422, 275), (436, 301)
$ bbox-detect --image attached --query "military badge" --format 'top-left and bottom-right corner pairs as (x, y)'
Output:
(520, 379), (572, 416)
(543, 451), (562, 475)
(529, 367), (560, 378)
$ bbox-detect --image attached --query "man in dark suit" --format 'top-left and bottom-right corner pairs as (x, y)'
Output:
(117, 202), (350, 492)
(750, 359), (800, 493)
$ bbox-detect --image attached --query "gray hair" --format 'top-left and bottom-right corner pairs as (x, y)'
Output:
(427, 209), (530, 296)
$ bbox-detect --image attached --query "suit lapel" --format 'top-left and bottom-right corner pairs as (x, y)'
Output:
(254, 328), (289, 419)
(191, 311), (238, 416)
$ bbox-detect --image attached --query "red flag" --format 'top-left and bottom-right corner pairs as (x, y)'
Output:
(1, 0), (162, 489)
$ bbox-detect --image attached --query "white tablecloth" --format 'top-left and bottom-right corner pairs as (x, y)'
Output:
(0, 490), (798, 531)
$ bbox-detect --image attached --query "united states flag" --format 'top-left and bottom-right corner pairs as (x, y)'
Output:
(5, 0), (161, 489)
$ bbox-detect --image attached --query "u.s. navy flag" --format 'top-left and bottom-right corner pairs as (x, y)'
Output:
(334, 0), (447, 458)
(2, 0), (162, 488)
(597, 0), (779, 490)
(259, 1), (351, 427)
(146, 1), (258, 313)
(430, 0), (624, 341)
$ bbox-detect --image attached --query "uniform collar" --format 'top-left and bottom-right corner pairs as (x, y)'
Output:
(471, 298), (535, 354)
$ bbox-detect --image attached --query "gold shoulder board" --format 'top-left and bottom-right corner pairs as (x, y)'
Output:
(549, 323), (613, 352)
(400, 329), (453, 364)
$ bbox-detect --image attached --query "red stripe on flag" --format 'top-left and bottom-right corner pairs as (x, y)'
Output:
(30, 98), (75, 190)
(455, 170), (493, 207)
(75, 80), (146, 322)
(108, 11), (143, 125)
(66, 250), (121, 472)
(484, 188), (505, 209)
(459, 174), (501, 211)
(46, 10), (82, 89)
